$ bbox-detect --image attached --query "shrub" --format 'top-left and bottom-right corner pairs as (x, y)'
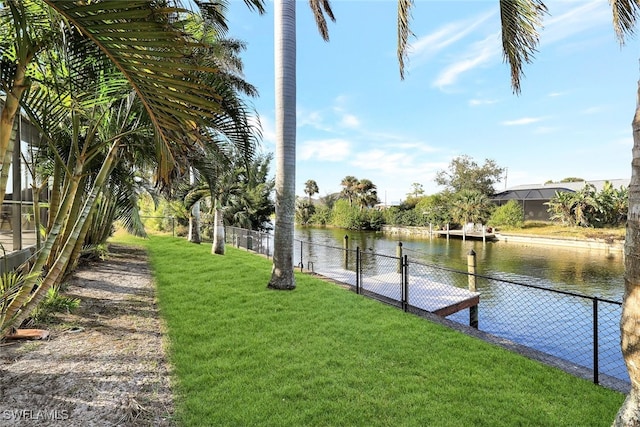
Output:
(489, 200), (524, 228)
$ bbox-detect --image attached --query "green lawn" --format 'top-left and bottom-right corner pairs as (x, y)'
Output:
(114, 233), (624, 426)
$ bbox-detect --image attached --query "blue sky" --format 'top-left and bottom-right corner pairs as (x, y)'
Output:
(227, 0), (638, 203)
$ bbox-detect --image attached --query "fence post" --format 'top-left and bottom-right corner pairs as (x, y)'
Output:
(468, 249), (478, 328)
(402, 255), (409, 312)
(356, 247), (360, 294)
(267, 233), (271, 258)
(299, 240), (304, 271)
(593, 298), (599, 385)
(343, 235), (349, 269)
(247, 234), (253, 251)
(396, 242), (403, 273)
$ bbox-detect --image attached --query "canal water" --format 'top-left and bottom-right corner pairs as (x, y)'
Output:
(293, 227), (628, 384)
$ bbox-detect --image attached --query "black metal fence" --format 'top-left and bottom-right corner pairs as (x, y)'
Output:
(224, 226), (628, 389)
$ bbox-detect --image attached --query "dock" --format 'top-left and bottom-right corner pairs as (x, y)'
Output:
(311, 267), (479, 317)
(434, 229), (497, 241)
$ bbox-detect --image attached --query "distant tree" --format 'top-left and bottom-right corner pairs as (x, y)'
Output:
(404, 182), (426, 208)
(560, 177), (584, 183)
(435, 155), (505, 196)
(304, 179), (319, 203)
(546, 182), (628, 228)
(355, 178), (379, 210)
(340, 175), (359, 206)
(407, 182), (425, 198)
(450, 189), (494, 226)
(295, 197), (315, 225)
(415, 193), (452, 227)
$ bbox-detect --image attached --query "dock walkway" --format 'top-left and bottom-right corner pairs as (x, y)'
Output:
(433, 230), (497, 241)
(312, 266), (479, 317)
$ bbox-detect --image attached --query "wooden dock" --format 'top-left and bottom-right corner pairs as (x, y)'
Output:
(434, 229), (497, 241)
(312, 267), (479, 317)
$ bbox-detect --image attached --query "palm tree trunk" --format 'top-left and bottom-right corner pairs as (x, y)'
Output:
(1, 141), (119, 337)
(615, 81), (640, 426)
(0, 65), (29, 205)
(47, 160), (63, 231)
(211, 197), (225, 255)
(188, 167), (201, 243)
(268, 0), (296, 290)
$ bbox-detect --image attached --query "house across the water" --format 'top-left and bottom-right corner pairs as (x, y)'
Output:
(491, 179), (630, 221)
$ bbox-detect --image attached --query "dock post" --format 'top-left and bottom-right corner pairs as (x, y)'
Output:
(429, 223), (433, 238)
(446, 223), (450, 240)
(343, 235), (349, 269)
(467, 250), (478, 328)
(482, 225), (486, 243)
(396, 242), (403, 273)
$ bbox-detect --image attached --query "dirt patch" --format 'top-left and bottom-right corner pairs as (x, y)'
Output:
(0, 244), (175, 426)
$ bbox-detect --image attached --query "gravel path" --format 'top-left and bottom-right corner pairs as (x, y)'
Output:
(0, 244), (175, 426)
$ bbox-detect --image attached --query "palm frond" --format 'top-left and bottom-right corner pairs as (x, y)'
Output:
(309, 0), (336, 41)
(44, 0), (257, 183)
(397, 0), (414, 80)
(499, 0), (547, 94)
(611, 0), (640, 43)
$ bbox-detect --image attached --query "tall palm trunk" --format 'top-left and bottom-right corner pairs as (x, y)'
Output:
(188, 167), (201, 243)
(268, 0), (296, 290)
(615, 81), (640, 426)
(211, 197), (225, 255)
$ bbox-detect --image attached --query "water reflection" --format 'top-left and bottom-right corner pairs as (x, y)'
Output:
(293, 226), (628, 382)
(295, 227), (624, 301)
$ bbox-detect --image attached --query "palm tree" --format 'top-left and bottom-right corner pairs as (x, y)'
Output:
(340, 175), (359, 206)
(304, 179), (319, 203)
(355, 178), (378, 210)
(0, 1), (261, 336)
(268, 0), (334, 290)
(450, 189), (493, 227)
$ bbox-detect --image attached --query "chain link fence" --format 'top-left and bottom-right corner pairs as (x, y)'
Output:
(225, 226), (628, 389)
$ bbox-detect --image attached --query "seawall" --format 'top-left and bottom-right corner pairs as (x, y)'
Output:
(381, 225), (624, 253)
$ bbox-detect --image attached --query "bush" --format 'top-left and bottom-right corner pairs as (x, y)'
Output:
(489, 200), (524, 228)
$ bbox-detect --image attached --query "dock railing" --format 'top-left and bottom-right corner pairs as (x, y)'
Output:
(224, 225), (628, 390)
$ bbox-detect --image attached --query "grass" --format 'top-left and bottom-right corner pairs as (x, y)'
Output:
(110, 232), (625, 426)
(498, 221), (626, 241)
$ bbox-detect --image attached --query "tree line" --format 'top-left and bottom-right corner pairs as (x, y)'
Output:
(296, 155), (628, 231)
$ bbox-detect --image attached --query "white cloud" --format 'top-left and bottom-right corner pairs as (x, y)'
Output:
(469, 98), (498, 107)
(297, 109), (332, 131)
(340, 114), (360, 128)
(352, 149), (413, 174)
(501, 117), (543, 126)
(541, 1), (611, 46)
(299, 139), (351, 161)
(411, 10), (495, 59)
(433, 34), (500, 89)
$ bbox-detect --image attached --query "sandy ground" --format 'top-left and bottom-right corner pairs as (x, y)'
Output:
(0, 244), (175, 426)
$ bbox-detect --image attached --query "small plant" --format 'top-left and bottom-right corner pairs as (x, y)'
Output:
(31, 284), (80, 325)
(0, 272), (24, 333)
